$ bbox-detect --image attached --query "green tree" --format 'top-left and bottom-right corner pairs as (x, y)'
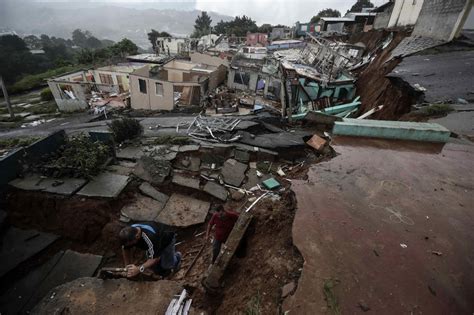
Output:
(23, 35), (42, 49)
(72, 29), (103, 49)
(0, 35), (36, 84)
(191, 11), (212, 38)
(214, 15), (258, 37)
(310, 9), (341, 24)
(109, 38), (138, 57)
(349, 0), (374, 13)
(258, 24), (273, 34)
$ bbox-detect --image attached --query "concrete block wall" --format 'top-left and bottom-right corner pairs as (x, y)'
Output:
(412, 0), (472, 41)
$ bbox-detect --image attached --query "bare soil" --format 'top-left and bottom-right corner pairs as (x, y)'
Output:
(352, 29), (421, 120)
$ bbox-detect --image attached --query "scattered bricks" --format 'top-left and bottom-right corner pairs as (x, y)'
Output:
(306, 134), (327, 152)
(203, 181), (228, 201)
(202, 211), (253, 292)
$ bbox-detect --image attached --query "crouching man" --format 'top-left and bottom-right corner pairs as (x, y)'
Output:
(119, 221), (181, 278)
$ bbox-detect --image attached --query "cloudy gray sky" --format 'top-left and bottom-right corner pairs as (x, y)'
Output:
(30, 0), (388, 25)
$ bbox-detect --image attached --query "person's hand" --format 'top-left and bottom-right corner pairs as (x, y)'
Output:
(126, 264), (139, 278)
(205, 233), (209, 241)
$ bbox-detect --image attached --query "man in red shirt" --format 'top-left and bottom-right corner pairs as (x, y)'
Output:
(206, 205), (239, 264)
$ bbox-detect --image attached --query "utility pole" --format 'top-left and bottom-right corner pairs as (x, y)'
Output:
(0, 75), (14, 118)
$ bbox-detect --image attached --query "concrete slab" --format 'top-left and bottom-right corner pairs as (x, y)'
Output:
(234, 149), (250, 163)
(116, 146), (144, 160)
(203, 181), (228, 201)
(121, 194), (165, 222)
(139, 182), (169, 204)
(9, 174), (48, 191)
(106, 164), (134, 176)
(172, 173), (201, 190)
(333, 118), (451, 143)
(0, 227), (59, 277)
(178, 144), (200, 152)
(32, 278), (182, 315)
(42, 178), (88, 195)
(77, 172), (130, 198)
(221, 159), (248, 187)
(0, 250), (102, 314)
(237, 131), (309, 151)
(284, 139), (474, 314)
(133, 157), (171, 185)
(157, 193), (210, 227)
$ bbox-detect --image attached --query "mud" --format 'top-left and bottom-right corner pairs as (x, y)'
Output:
(352, 29), (421, 120)
(284, 138), (474, 314)
(188, 190), (304, 314)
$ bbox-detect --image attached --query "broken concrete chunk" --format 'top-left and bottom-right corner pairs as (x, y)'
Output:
(172, 173), (201, 190)
(221, 159), (248, 187)
(133, 157), (171, 185)
(32, 278), (182, 315)
(234, 149), (250, 163)
(121, 195), (165, 222)
(178, 144), (200, 152)
(203, 181), (228, 201)
(156, 194), (210, 227)
(138, 182), (169, 204)
(0, 250), (103, 314)
(77, 173), (129, 198)
(306, 134), (327, 152)
(116, 146), (144, 160)
(0, 227), (59, 278)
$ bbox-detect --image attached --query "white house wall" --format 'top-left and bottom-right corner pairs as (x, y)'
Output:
(388, 0), (425, 27)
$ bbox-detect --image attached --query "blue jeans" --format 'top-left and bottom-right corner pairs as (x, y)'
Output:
(152, 234), (179, 276)
(212, 239), (222, 263)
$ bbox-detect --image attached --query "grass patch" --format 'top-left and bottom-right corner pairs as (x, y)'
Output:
(152, 135), (190, 145)
(245, 291), (261, 315)
(0, 137), (40, 149)
(29, 101), (58, 115)
(323, 279), (341, 315)
(8, 64), (89, 94)
(421, 103), (453, 116)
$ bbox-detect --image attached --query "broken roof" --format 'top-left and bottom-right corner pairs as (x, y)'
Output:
(127, 53), (173, 64)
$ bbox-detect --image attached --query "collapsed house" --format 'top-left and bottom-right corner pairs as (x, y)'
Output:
(47, 64), (146, 112)
(227, 55), (282, 100)
(129, 59), (227, 110)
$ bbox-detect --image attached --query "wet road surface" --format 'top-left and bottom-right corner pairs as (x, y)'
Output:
(284, 137), (474, 314)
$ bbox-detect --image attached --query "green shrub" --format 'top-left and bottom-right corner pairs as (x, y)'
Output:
(108, 117), (143, 143)
(40, 87), (53, 101)
(39, 133), (110, 178)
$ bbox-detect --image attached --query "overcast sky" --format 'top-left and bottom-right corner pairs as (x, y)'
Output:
(30, 0), (388, 25)
(195, 0), (387, 25)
